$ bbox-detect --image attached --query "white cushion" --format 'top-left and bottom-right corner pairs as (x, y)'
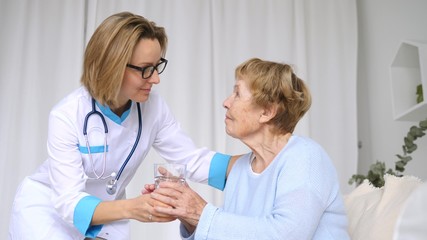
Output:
(393, 181), (427, 240)
(344, 174), (422, 240)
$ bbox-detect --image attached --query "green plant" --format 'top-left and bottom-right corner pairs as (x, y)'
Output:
(416, 84), (423, 103)
(349, 118), (427, 188)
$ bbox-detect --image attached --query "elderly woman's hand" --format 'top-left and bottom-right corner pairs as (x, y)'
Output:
(151, 181), (207, 231)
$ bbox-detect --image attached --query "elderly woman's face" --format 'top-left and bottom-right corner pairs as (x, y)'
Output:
(223, 79), (264, 139)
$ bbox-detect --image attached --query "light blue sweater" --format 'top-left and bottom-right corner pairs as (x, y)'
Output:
(182, 135), (350, 240)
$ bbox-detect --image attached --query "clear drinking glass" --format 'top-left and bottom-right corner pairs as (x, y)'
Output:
(154, 163), (186, 188)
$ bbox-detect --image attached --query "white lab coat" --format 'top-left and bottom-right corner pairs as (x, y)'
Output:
(9, 87), (216, 240)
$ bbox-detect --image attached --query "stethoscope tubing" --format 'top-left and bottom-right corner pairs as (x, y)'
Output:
(115, 101), (142, 180)
(84, 99), (108, 135)
(83, 98), (142, 194)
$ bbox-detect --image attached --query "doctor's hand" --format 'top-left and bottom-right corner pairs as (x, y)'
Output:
(151, 182), (207, 229)
(127, 193), (176, 223)
(142, 183), (156, 194)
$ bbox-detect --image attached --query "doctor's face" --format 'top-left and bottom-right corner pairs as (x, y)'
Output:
(223, 79), (263, 140)
(120, 38), (162, 106)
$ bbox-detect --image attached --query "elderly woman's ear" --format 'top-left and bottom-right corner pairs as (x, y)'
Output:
(259, 104), (278, 123)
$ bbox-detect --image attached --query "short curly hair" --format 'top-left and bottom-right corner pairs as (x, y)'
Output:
(235, 58), (312, 134)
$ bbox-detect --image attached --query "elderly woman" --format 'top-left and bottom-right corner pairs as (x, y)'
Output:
(152, 58), (350, 239)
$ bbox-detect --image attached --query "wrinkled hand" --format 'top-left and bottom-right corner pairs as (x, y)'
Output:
(151, 181), (207, 228)
(128, 193), (176, 223)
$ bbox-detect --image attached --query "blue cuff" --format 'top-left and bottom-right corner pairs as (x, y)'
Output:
(74, 195), (103, 237)
(208, 153), (231, 190)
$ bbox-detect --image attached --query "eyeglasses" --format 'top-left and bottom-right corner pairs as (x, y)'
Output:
(126, 58), (168, 79)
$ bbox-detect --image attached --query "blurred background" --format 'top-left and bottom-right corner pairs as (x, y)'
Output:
(1, 0), (426, 239)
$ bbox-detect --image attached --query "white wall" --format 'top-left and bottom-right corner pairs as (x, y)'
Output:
(0, 1), (358, 239)
(357, 0), (427, 181)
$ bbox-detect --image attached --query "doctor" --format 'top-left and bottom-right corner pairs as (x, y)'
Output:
(8, 12), (232, 240)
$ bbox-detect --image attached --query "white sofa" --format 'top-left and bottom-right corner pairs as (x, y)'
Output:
(344, 174), (427, 240)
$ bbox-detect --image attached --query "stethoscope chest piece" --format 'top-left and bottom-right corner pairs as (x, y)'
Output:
(106, 178), (118, 195)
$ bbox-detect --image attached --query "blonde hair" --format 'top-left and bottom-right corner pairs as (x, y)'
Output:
(235, 58), (312, 134)
(81, 12), (167, 107)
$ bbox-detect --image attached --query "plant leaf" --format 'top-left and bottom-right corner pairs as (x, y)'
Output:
(407, 144), (417, 153)
(348, 117), (427, 187)
(416, 84), (423, 104)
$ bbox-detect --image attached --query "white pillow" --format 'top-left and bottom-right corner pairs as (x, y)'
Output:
(344, 174), (422, 240)
(393, 181), (427, 239)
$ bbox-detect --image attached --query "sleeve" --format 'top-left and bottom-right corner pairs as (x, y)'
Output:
(195, 192), (325, 240)
(150, 96), (230, 190)
(179, 223), (195, 240)
(47, 108), (101, 234)
(73, 196), (103, 237)
(208, 153), (230, 190)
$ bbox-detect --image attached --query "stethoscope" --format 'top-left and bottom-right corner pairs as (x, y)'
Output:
(83, 98), (142, 195)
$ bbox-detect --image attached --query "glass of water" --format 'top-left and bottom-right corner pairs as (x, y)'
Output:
(154, 163), (186, 188)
